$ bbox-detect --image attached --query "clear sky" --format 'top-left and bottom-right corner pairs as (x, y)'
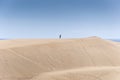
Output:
(0, 0), (120, 39)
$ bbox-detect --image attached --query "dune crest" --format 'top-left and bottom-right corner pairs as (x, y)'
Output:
(0, 37), (120, 80)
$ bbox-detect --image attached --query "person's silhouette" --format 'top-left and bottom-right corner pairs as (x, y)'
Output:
(59, 34), (61, 39)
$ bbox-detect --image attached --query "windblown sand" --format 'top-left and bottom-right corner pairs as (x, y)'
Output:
(0, 37), (120, 80)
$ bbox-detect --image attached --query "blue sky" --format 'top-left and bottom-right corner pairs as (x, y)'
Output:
(0, 0), (120, 39)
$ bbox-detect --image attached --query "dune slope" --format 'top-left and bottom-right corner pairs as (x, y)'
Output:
(0, 37), (120, 80)
(31, 67), (120, 80)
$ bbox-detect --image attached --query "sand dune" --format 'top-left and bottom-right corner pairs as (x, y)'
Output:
(31, 67), (120, 80)
(0, 37), (120, 80)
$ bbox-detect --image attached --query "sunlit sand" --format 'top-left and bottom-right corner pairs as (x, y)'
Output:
(0, 37), (120, 80)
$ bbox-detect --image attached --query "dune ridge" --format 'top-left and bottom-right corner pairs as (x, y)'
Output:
(0, 37), (120, 80)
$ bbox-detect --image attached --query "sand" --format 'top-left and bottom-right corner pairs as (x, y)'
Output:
(0, 37), (120, 80)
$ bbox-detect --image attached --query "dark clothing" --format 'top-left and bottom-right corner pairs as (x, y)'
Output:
(59, 35), (61, 39)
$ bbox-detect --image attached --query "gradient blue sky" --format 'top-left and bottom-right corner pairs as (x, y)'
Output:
(0, 0), (120, 39)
